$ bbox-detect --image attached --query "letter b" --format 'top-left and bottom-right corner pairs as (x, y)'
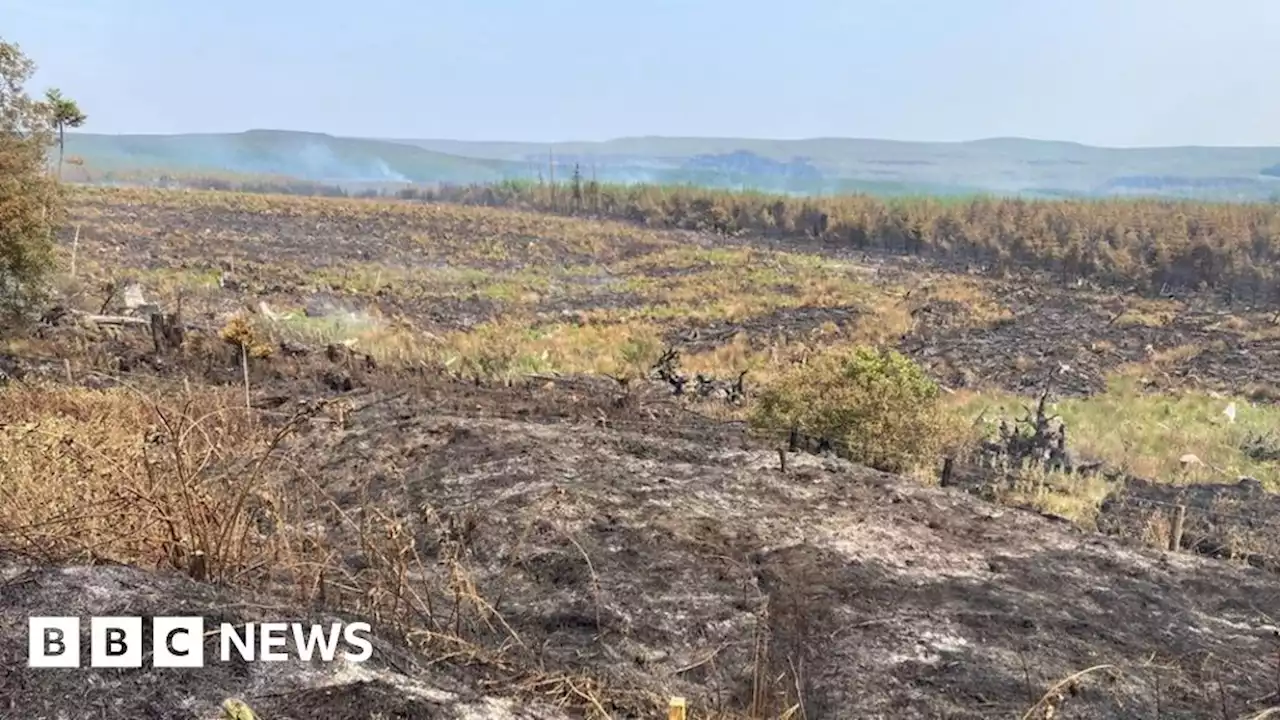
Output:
(28, 617), (80, 668)
(92, 617), (142, 668)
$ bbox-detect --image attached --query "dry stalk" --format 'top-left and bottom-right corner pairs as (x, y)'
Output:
(70, 222), (80, 277)
(1020, 664), (1115, 720)
(751, 600), (771, 718)
(241, 343), (250, 410)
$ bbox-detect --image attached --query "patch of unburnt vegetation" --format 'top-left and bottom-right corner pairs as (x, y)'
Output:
(751, 345), (963, 473)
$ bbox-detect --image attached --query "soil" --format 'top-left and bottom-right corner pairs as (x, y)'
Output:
(902, 284), (1280, 398)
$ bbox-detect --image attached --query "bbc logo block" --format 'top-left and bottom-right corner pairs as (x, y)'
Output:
(90, 616), (142, 667)
(28, 616), (373, 668)
(28, 617), (79, 668)
(29, 616), (205, 668)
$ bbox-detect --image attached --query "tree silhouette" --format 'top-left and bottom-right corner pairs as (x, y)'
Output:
(44, 87), (86, 179)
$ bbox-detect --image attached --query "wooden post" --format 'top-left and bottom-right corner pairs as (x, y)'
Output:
(778, 448), (787, 474)
(164, 312), (185, 349)
(150, 312), (167, 355)
(788, 427), (799, 453)
(188, 550), (208, 582)
(940, 456), (954, 487)
(668, 697), (686, 720)
(1169, 504), (1186, 552)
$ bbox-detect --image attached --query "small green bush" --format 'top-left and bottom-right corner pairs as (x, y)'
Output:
(751, 345), (952, 473)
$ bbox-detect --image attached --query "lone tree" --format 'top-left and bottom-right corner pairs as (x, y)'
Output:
(0, 39), (66, 317)
(44, 88), (86, 179)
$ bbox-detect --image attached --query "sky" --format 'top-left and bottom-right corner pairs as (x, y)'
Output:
(2, 0), (1278, 147)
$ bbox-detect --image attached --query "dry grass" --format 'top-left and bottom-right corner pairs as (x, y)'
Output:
(413, 177), (1280, 305)
(990, 467), (1117, 527)
(1111, 297), (1182, 328)
(0, 378), (642, 716)
(0, 381), (314, 579)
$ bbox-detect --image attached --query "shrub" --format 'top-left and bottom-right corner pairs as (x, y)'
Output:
(750, 345), (953, 473)
(219, 313), (274, 359)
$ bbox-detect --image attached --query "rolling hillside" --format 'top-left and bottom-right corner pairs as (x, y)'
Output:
(62, 129), (1280, 200)
(396, 136), (1280, 200)
(65, 130), (521, 185)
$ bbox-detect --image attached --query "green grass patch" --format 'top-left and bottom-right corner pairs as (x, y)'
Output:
(953, 376), (1280, 487)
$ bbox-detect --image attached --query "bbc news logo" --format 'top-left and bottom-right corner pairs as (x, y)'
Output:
(28, 617), (373, 668)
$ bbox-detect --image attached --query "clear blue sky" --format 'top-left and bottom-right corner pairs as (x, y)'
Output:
(3, 0), (1277, 146)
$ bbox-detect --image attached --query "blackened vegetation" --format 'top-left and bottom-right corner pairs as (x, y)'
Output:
(785, 426), (842, 456)
(1240, 430), (1280, 463)
(1097, 475), (1280, 571)
(650, 346), (747, 405)
(663, 304), (864, 355)
(974, 386), (1103, 477)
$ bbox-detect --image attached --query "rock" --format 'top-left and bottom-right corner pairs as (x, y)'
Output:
(259, 301), (284, 320)
(121, 282), (146, 310)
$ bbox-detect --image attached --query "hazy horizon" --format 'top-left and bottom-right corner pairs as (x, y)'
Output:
(64, 130), (1280, 152)
(5, 0), (1279, 148)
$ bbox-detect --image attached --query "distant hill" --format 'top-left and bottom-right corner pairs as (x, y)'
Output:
(65, 130), (521, 185)
(62, 130), (1280, 201)
(396, 136), (1280, 200)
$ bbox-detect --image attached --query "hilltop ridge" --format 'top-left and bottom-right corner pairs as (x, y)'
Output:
(62, 129), (1280, 200)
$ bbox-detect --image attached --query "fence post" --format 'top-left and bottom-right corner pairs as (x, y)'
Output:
(788, 427), (799, 453)
(150, 312), (167, 355)
(778, 448), (788, 474)
(940, 456), (954, 487)
(1169, 504), (1186, 552)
